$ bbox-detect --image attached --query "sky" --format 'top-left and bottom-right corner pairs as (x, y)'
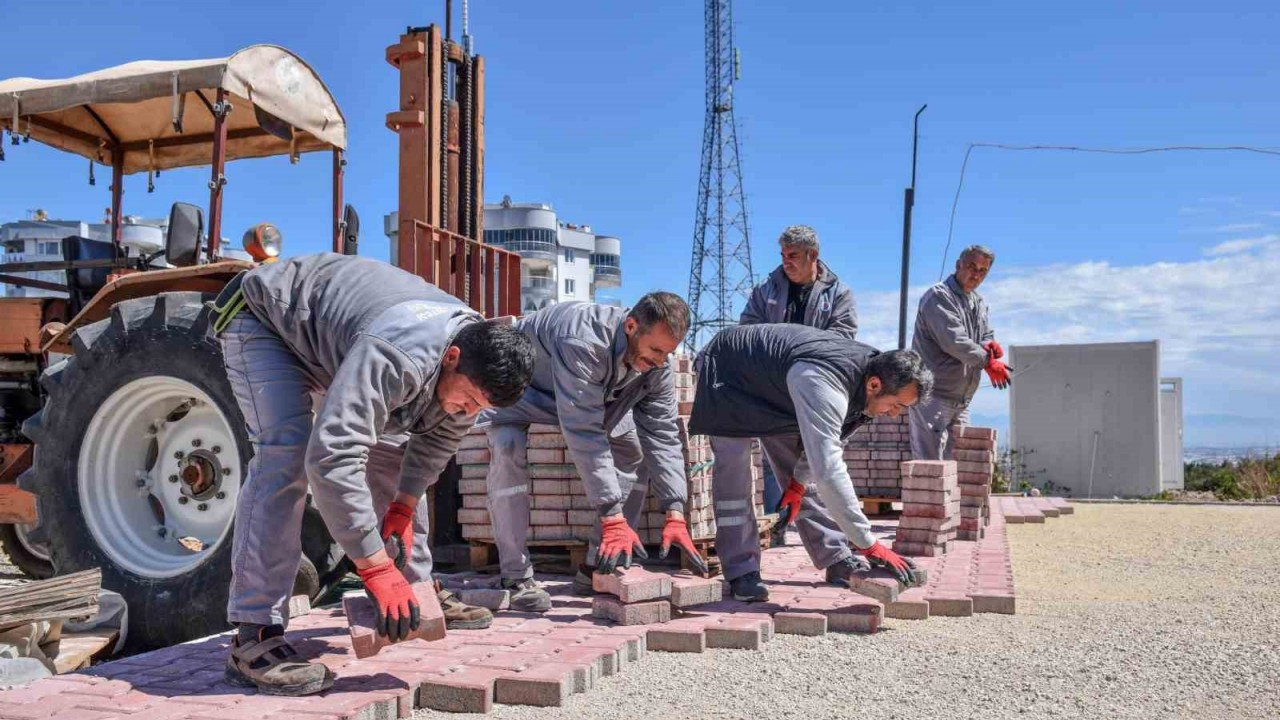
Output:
(1, 1), (1277, 448)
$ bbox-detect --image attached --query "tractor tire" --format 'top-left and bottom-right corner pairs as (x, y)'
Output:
(0, 520), (53, 580)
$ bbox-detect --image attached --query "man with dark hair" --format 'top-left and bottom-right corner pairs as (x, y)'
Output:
(740, 224), (862, 578)
(690, 324), (932, 601)
(910, 244), (1011, 460)
(214, 253), (535, 696)
(481, 293), (707, 612)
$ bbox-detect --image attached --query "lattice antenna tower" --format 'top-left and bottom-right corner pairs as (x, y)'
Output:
(686, 0), (755, 350)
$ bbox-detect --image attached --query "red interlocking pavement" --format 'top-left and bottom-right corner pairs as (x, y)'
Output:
(0, 499), (1067, 718)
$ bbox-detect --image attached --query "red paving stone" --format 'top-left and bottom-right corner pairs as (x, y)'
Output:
(1, 500), (1068, 717)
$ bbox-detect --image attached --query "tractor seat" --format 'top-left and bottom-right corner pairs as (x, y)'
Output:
(61, 236), (124, 315)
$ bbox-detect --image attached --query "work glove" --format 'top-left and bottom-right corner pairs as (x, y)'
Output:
(357, 560), (421, 642)
(859, 540), (917, 586)
(983, 339), (1004, 360)
(380, 501), (415, 569)
(659, 514), (709, 576)
(984, 356), (1013, 390)
(777, 477), (806, 526)
(595, 515), (647, 575)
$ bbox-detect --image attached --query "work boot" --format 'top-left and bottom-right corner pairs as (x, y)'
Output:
(770, 521), (789, 548)
(728, 571), (769, 602)
(501, 577), (552, 613)
(823, 555), (872, 588)
(573, 564), (596, 596)
(225, 624), (334, 696)
(435, 582), (493, 630)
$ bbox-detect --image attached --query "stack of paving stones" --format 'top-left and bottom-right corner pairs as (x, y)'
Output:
(455, 355), (764, 548)
(893, 460), (960, 557)
(996, 495), (1074, 524)
(954, 425), (998, 541)
(842, 414), (910, 500)
(2, 511), (1043, 718)
(589, 567), (724, 628)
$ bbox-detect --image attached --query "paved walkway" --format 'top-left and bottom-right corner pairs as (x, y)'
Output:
(0, 498), (1068, 718)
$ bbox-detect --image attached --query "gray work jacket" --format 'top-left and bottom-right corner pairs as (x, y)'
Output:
(240, 253), (480, 560)
(739, 261), (858, 338)
(911, 274), (994, 404)
(486, 302), (687, 516)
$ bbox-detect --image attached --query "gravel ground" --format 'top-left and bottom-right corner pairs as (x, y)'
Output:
(413, 504), (1280, 720)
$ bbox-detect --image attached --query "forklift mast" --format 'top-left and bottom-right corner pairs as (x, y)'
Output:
(386, 24), (519, 318)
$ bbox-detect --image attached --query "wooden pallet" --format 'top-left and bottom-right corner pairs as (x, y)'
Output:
(462, 539), (588, 575)
(861, 497), (899, 517)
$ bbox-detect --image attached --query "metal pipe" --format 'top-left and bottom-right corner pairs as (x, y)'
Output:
(332, 148), (345, 253)
(206, 88), (230, 258)
(897, 103), (927, 349)
(110, 149), (124, 246)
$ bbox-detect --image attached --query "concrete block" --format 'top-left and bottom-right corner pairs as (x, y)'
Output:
(457, 509), (490, 524)
(705, 618), (767, 649)
(898, 515), (958, 531)
(954, 449), (995, 463)
(418, 667), (511, 713)
(926, 594), (974, 617)
(901, 489), (954, 505)
(287, 594), (311, 619)
(458, 479), (487, 494)
(900, 460), (957, 477)
(901, 501), (961, 519)
(343, 583), (446, 659)
(845, 575), (900, 604)
(669, 573), (723, 608)
(592, 568), (672, 603)
(646, 625), (707, 652)
(885, 597), (930, 620)
(954, 425), (997, 440)
(529, 509), (567, 526)
(957, 460), (995, 475)
(826, 603), (882, 633)
(901, 474), (958, 491)
(532, 479), (571, 495)
(456, 448), (490, 464)
(527, 448), (565, 464)
(591, 596), (671, 625)
(457, 588), (510, 611)
(495, 663), (576, 707)
(532, 494), (572, 510)
(773, 612), (827, 636)
(971, 593), (1016, 614)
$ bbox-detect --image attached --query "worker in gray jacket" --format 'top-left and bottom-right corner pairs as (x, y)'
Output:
(739, 224), (864, 583)
(690, 324), (932, 601)
(481, 293), (707, 612)
(909, 244), (1012, 460)
(215, 253), (534, 696)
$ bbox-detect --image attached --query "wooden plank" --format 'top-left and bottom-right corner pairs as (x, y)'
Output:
(52, 628), (118, 674)
(0, 569), (100, 627)
(0, 484), (37, 525)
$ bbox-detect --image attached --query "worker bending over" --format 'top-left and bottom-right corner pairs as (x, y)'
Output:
(481, 294), (707, 612)
(690, 324), (931, 601)
(215, 253), (534, 696)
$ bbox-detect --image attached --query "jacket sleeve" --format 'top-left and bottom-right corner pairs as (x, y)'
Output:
(398, 413), (476, 499)
(825, 282), (859, 339)
(739, 283), (768, 325)
(919, 289), (989, 368)
(979, 298), (995, 343)
(786, 362), (875, 549)
(632, 367), (687, 514)
(552, 338), (625, 516)
(305, 336), (423, 561)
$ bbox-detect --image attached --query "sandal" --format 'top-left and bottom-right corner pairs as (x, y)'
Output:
(224, 631), (334, 696)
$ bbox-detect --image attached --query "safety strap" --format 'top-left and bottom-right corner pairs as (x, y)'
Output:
(211, 271), (248, 335)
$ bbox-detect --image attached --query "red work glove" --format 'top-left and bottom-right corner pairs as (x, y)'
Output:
(659, 514), (709, 576)
(777, 477), (806, 526)
(380, 501), (415, 569)
(357, 560), (421, 642)
(984, 355), (1013, 390)
(595, 515), (647, 574)
(859, 540), (917, 585)
(983, 339), (1004, 360)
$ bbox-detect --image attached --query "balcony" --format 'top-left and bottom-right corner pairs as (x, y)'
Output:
(592, 265), (622, 288)
(484, 229), (557, 268)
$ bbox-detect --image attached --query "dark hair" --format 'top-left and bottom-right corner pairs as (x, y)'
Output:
(629, 291), (690, 339)
(451, 320), (535, 407)
(866, 349), (934, 402)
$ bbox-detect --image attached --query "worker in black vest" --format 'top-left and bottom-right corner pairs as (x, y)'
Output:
(689, 324), (933, 601)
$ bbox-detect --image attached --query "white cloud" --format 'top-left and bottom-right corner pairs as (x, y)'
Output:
(855, 241), (1280, 444)
(1211, 222), (1264, 233)
(1205, 234), (1279, 256)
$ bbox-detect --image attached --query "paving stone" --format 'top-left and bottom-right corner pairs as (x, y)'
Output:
(647, 624), (707, 652)
(418, 667), (511, 714)
(927, 594), (975, 617)
(343, 583), (447, 659)
(971, 593), (1017, 614)
(669, 573), (723, 608)
(772, 612), (827, 636)
(845, 574), (900, 604)
(591, 595), (671, 625)
(458, 588), (511, 611)
(495, 662), (576, 707)
(705, 617), (768, 650)
(899, 460), (957, 477)
(826, 602), (882, 633)
(591, 567), (672, 603)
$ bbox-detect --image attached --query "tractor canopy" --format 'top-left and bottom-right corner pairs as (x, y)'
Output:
(0, 44), (347, 173)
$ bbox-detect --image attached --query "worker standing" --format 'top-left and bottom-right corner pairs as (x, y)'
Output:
(739, 225), (867, 585)
(214, 253), (535, 696)
(481, 294), (707, 613)
(690, 324), (931, 601)
(909, 244), (1011, 460)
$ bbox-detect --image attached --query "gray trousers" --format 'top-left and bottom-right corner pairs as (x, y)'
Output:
(484, 405), (648, 580)
(708, 436), (759, 582)
(908, 394), (971, 461)
(758, 434), (854, 571)
(222, 314), (434, 628)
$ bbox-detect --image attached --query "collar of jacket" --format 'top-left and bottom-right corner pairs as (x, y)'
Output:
(944, 273), (969, 299)
(769, 260), (836, 292)
(610, 314), (631, 379)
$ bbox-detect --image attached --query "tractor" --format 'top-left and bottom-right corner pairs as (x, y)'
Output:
(0, 23), (517, 649)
